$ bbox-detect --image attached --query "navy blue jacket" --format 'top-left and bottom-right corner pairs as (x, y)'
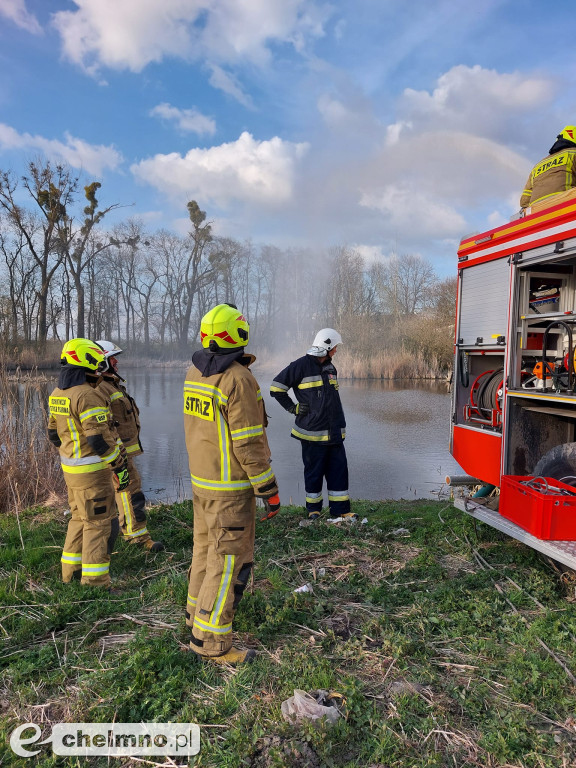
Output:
(270, 354), (346, 444)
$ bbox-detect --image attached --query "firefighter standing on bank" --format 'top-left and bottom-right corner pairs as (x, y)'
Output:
(520, 125), (576, 211)
(183, 304), (279, 666)
(96, 340), (164, 552)
(48, 338), (129, 589)
(270, 328), (355, 522)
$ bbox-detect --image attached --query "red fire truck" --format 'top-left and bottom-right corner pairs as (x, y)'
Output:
(450, 195), (576, 570)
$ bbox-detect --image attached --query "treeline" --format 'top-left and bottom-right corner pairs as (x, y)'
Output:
(0, 160), (456, 374)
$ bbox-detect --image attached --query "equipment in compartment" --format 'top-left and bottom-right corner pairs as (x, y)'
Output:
(521, 319), (575, 393)
(528, 284), (560, 313)
(464, 367), (503, 428)
(499, 475), (576, 540)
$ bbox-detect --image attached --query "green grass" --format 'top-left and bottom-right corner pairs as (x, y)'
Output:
(1, 500), (576, 767)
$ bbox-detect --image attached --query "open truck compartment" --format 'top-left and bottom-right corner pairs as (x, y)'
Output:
(450, 197), (576, 569)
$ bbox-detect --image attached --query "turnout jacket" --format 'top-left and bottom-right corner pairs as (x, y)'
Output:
(270, 354), (346, 444)
(183, 349), (277, 500)
(48, 375), (122, 478)
(521, 140), (576, 209)
(98, 375), (142, 456)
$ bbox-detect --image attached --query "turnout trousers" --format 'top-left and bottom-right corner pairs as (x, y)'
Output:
(61, 469), (118, 588)
(116, 456), (151, 545)
(301, 441), (351, 517)
(186, 494), (255, 657)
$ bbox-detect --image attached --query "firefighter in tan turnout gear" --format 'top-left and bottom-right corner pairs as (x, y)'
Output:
(520, 125), (576, 212)
(96, 340), (164, 552)
(48, 338), (129, 589)
(183, 304), (280, 666)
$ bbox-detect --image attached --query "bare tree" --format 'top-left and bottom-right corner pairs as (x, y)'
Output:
(0, 162), (78, 342)
(57, 182), (122, 337)
(373, 253), (438, 316)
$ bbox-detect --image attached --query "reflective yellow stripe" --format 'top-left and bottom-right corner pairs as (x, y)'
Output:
(125, 443), (140, 454)
(119, 491), (132, 534)
(125, 528), (148, 539)
(61, 551), (82, 564)
(231, 425), (264, 440)
(298, 380), (323, 389)
(270, 385), (288, 393)
(103, 443), (121, 465)
(82, 563), (109, 575)
(248, 467), (275, 487)
(328, 494), (350, 501)
(193, 616), (232, 634)
(62, 461), (108, 474)
(184, 381), (228, 406)
(187, 594), (197, 607)
(110, 392), (123, 402)
(79, 407), (108, 422)
(211, 554), (234, 627)
(216, 409), (231, 482)
(67, 417), (81, 458)
(291, 428), (330, 442)
(190, 474), (252, 492)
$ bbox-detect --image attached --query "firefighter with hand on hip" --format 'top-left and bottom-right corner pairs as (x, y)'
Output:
(96, 340), (164, 552)
(521, 125), (576, 212)
(270, 328), (355, 522)
(48, 338), (128, 589)
(183, 304), (279, 666)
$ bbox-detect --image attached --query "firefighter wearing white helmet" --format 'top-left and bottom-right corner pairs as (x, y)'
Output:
(270, 328), (355, 522)
(48, 338), (127, 589)
(183, 303), (279, 666)
(95, 340), (164, 553)
(521, 125), (576, 212)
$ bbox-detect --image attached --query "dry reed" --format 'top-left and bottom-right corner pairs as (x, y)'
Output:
(0, 366), (65, 513)
(336, 347), (446, 379)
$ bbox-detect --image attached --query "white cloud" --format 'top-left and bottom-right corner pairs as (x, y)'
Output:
(51, 0), (328, 75)
(150, 103), (216, 135)
(131, 131), (309, 207)
(399, 64), (555, 142)
(360, 184), (467, 240)
(0, 0), (41, 34)
(0, 123), (123, 175)
(208, 65), (254, 108)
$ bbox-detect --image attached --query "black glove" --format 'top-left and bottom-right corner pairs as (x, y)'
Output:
(260, 493), (281, 522)
(288, 402), (309, 416)
(112, 463), (130, 491)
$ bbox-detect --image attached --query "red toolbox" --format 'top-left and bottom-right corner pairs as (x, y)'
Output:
(499, 475), (576, 540)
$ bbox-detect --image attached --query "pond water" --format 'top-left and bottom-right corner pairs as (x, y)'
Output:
(117, 370), (463, 505)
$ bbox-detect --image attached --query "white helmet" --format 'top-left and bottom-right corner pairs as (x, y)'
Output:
(307, 328), (343, 357)
(95, 339), (122, 372)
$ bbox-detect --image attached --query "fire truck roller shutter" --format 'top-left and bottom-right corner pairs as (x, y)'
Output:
(533, 442), (576, 486)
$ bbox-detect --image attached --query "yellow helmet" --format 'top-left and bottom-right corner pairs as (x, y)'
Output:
(61, 338), (106, 371)
(200, 304), (249, 350)
(559, 125), (576, 142)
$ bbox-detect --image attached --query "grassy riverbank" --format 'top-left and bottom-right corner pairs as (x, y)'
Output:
(1, 500), (576, 767)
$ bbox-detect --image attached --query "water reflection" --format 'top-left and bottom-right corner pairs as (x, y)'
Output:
(123, 369), (462, 505)
(24, 369), (462, 505)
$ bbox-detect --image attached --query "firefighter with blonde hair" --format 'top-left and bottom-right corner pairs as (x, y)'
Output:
(48, 338), (128, 589)
(96, 340), (164, 552)
(183, 304), (279, 666)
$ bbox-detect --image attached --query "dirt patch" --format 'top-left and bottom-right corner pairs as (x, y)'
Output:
(302, 543), (421, 587)
(251, 735), (321, 768)
(439, 553), (477, 576)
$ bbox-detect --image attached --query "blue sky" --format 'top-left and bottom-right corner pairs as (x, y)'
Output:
(1, 0), (575, 276)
